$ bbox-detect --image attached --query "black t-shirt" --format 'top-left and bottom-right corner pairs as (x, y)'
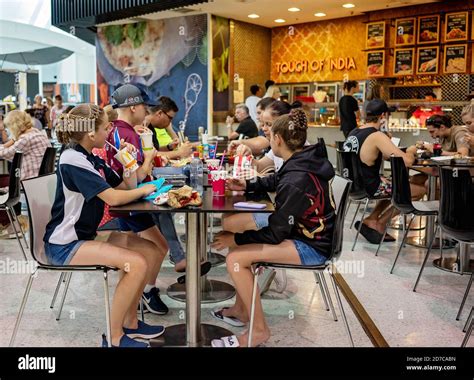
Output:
(236, 116), (258, 139)
(339, 95), (359, 133)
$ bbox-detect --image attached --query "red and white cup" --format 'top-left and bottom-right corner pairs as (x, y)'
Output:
(211, 170), (226, 196)
(206, 159), (220, 180)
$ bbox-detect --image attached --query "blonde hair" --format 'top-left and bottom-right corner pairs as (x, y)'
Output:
(265, 85), (281, 99)
(104, 104), (118, 122)
(461, 99), (474, 119)
(4, 110), (33, 139)
(56, 103), (107, 145)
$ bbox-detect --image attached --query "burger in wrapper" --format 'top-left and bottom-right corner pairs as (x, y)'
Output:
(167, 186), (202, 208)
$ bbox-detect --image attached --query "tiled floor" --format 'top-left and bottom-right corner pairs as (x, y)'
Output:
(0, 208), (472, 347)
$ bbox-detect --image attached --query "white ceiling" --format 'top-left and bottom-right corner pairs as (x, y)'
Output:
(99, 0), (441, 27)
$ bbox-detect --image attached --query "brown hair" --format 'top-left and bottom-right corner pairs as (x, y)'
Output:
(103, 104), (118, 122)
(56, 103), (107, 145)
(272, 108), (308, 151)
(367, 84), (383, 101)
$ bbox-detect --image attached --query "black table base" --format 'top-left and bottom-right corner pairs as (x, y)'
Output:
(433, 257), (474, 275)
(150, 323), (233, 347)
(167, 279), (236, 303)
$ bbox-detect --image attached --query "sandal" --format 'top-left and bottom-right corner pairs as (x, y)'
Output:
(211, 307), (246, 327)
(211, 335), (240, 348)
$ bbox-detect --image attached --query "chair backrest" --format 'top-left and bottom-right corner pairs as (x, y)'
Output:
(21, 174), (57, 265)
(335, 141), (345, 174)
(39, 147), (57, 175)
(317, 137), (328, 159)
(337, 150), (367, 199)
(5, 152), (23, 207)
(390, 156), (415, 214)
(330, 175), (352, 261)
(439, 167), (474, 242)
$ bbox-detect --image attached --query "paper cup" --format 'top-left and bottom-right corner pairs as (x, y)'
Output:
(114, 149), (139, 173)
(139, 132), (154, 151)
(211, 170), (226, 196)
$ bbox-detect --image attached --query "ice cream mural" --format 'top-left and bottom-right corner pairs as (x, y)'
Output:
(96, 14), (208, 141)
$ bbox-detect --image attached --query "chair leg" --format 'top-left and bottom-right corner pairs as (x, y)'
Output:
(413, 224), (439, 292)
(9, 271), (36, 346)
(103, 271), (112, 348)
(456, 272), (473, 321)
(56, 272), (72, 321)
(329, 272), (354, 347)
(314, 272), (329, 311)
(463, 308), (473, 332)
(248, 267), (260, 348)
(319, 271), (338, 322)
(5, 206), (28, 260)
(390, 214), (415, 274)
(50, 272), (65, 309)
(375, 208), (396, 257)
(349, 201), (361, 229)
(461, 319), (473, 347)
(10, 205), (29, 250)
(351, 199), (369, 251)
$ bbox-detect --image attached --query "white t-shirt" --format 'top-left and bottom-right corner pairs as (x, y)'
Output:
(265, 141), (311, 172)
(245, 95), (261, 125)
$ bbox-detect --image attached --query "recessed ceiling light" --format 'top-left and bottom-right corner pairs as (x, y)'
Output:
(248, 14), (260, 19)
(274, 19), (286, 23)
(288, 7), (301, 12)
(314, 12), (326, 17)
(342, 3), (355, 8)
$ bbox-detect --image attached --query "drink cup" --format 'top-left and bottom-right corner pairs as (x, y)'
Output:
(139, 132), (154, 151)
(154, 156), (163, 167)
(206, 159), (220, 181)
(211, 170), (226, 196)
(114, 148), (139, 173)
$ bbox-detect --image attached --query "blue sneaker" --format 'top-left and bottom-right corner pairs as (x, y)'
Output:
(142, 287), (169, 315)
(101, 334), (149, 348)
(123, 320), (165, 340)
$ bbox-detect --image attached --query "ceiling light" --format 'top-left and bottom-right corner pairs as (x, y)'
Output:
(288, 7), (301, 12)
(342, 3), (355, 8)
(248, 14), (260, 18)
(314, 12), (326, 17)
(275, 19), (286, 23)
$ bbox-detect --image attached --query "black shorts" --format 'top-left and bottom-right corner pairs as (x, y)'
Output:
(118, 213), (156, 233)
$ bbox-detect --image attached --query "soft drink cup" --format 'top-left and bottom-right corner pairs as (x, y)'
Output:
(139, 132), (154, 151)
(211, 170), (226, 196)
(206, 159), (220, 181)
(114, 148), (139, 172)
(154, 156), (163, 167)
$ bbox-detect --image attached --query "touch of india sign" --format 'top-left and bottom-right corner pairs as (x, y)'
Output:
(276, 57), (357, 74)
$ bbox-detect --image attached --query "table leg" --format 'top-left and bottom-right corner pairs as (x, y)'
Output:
(208, 213), (226, 267)
(433, 243), (474, 275)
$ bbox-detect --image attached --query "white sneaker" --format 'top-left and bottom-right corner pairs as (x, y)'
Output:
(273, 269), (287, 293)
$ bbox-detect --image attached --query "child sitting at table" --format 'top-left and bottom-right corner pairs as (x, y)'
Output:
(44, 104), (167, 348)
(211, 109), (336, 347)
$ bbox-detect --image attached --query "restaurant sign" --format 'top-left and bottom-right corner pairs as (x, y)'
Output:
(276, 57), (357, 74)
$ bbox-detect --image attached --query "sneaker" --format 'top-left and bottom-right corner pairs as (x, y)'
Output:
(273, 269), (287, 293)
(257, 268), (276, 295)
(101, 333), (149, 348)
(141, 287), (169, 315)
(123, 320), (165, 340)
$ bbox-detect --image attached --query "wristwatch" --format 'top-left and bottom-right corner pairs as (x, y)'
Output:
(167, 143), (173, 151)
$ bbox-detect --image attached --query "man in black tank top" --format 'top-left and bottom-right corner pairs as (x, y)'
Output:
(343, 99), (426, 244)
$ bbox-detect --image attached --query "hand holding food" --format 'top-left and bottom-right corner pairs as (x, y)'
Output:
(226, 177), (246, 191)
(236, 144), (252, 156)
(177, 141), (193, 158)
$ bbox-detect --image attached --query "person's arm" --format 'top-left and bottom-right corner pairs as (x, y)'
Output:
(255, 156), (275, 172)
(166, 124), (178, 140)
(241, 136), (270, 155)
(98, 184), (155, 207)
(234, 183), (311, 245)
(372, 132), (416, 167)
(136, 148), (156, 182)
(158, 141), (193, 159)
(246, 173), (277, 193)
(227, 124), (239, 140)
(0, 138), (26, 160)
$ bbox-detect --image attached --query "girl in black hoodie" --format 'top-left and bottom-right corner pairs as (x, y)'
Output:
(212, 109), (336, 347)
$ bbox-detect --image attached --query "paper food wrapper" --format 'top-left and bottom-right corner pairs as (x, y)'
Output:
(167, 185), (202, 208)
(232, 155), (252, 178)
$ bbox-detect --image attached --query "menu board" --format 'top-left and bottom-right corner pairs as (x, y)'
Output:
(445, 12), (468, 42)
(393, 48), (415, 76)
(367, 51), (385, 77)
(416, 47), (439, 74)
(417, 15), (440, 44)
(443, 44), (467, 73)
(366, 21), (385, 49)
(395, 18), (416, 46)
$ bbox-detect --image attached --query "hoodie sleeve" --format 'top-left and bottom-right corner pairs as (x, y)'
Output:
(234, 183), (311, 245)
(246, 174), (277, 193)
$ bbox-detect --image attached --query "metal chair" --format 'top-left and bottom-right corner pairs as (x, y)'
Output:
(38, 147), (57, 175)
(317, 137), (329, 160)
(377, 157), (441, 275)
(414, 168), (474, 320)
(462, 307), (473, 347)
(0, 152), (29, 259)
(9, 174), (117, 347)
(248, 175), (354, 347)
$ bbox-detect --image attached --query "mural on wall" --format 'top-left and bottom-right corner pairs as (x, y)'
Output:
(96, 14), (208, 141)
(212, 16), (230, 112)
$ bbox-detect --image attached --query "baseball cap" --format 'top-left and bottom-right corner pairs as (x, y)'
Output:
(365, 99), (397, 116)
(110, 84), (157, 109)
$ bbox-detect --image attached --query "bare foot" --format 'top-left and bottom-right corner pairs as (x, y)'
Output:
(174, 259), (186, 273)
(221, 306), (249, 323)
(238, 328), (270, 347)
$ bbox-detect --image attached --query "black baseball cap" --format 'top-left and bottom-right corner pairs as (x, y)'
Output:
(366, 99), (397, 116)
(110, 84), (157, 109)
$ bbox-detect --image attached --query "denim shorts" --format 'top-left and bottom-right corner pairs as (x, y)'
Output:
(44, 240), (86, 266)
(118, 213), (155, 233)
(293, 240), (328, 266)
(252, 212), (271, 229)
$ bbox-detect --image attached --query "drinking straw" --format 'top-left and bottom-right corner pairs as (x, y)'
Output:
(213, 142), (218, 158)
(105, 140), (119, 152)
(218, 150), (226, 171)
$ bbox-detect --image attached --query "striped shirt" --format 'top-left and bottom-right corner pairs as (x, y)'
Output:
(0, 129), (51, 180)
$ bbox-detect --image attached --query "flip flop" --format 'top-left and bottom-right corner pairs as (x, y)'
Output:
(211, 307), (246, 327)
(211, 335), (240, 348)
(177, 261), (212, 284)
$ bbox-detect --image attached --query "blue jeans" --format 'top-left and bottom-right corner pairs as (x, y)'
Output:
(293, 240), (328, 266)
(151, 213), (185, 264)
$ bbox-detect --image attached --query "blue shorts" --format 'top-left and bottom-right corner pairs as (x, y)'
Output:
(252, 212), (271, 229)
(293, 240), (328, 266)
(118, 213), (155, 233)
(44, 240), (86, 266)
